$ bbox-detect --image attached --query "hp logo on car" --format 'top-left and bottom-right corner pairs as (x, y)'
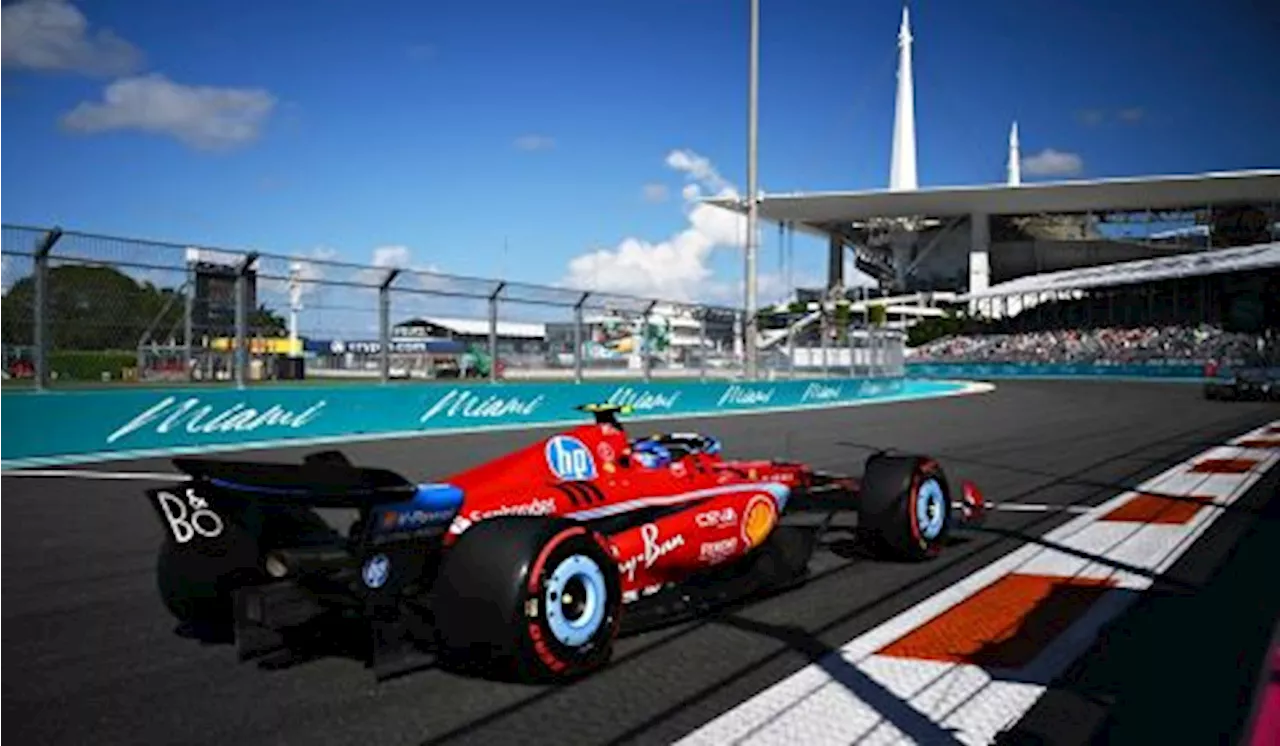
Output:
(545, 435), (597, 481)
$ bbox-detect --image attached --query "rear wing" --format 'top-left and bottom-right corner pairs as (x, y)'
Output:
(171, 451), (418, 509)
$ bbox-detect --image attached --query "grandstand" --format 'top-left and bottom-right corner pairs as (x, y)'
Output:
(704, 5), (1280, 367)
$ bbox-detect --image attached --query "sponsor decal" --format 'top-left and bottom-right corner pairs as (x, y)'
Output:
(108, 397), (327, 444)
(718, 385), (777, 407)
(362, 554), (390, 589)
(670, 461), (688, 478)
(596, 442), (616, 462)
(801, 382), (842, 403)
(527, 622), (566, 672)
(617, 523), (686, 582)
(621, 584), (667, 604)
(699, 537), (739, 565)
(377, 508), (455, 533)
(545, 435), (597, 480)
(607, 386), (681, 411)
(419, 389), (545, 423)
(448, 496), (559, 535)
(694, 506), (737, 529)
(155, 488), (225, 544)
(741, 494), (777, 549)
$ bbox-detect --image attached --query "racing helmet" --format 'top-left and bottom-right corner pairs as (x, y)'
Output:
(631, 439), (673, 469)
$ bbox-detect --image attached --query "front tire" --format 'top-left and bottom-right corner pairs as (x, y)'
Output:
(433, 517), (622, 682)
(857, 454), (952, 561)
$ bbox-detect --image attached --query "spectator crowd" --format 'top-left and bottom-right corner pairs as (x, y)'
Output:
(908, 324), (1264, 365)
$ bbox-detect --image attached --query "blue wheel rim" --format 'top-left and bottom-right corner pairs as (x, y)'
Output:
(916, 478), (946, 541)
(543, 554), (607, 648)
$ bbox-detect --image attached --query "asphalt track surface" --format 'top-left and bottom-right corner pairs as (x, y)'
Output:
(3, 380), (1279, 746)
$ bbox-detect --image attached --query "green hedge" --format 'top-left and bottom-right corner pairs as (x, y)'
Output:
(48, 351), (136, 381)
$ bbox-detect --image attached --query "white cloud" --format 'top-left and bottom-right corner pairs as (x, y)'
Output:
(514, 134), (555, 152)
(1075, 109), (1105, 127)
(60, 73), (276, 151)
(372, 245), (412, 269)
(562, 148), (878, 305)
(1021, 148), (1084, 177)
(255, 247), (337, 304)
(563, 148), (752, 302)
(1, 0), (143, 77)
(357, 245), (456, 295)
(641, 183), (669, 203)
(1118, 107), (1144, 123)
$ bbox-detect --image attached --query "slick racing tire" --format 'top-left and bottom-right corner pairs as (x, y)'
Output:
(856, 454), (952, 562)
(433, 516), (623, 682)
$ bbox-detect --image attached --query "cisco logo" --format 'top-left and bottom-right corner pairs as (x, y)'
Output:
(545, 435), (597, 481)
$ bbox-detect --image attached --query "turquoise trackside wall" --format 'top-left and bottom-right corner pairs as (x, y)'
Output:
(1, 377), (972, 467)
(905, 362), (1206, 381)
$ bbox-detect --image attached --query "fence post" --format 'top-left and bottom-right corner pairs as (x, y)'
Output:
(184, 264), (195, 382)
(574, 292), (589, 384)
(234, 252), (258, 389)
(848, 321), (856, 378)
(32, 227), (63, 391)
(698, 311), (708, 382)
(643, 301), (657, 383)
(488, 282), (505, 383)
(379, 269), (401, 383)
(820, 307), (830, 378)
(787, 322), (796, 379)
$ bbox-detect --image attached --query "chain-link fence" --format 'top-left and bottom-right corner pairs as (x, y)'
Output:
(0, 224), (906, 389)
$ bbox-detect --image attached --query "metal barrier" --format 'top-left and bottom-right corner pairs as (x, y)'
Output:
(0, 224), (906, 389)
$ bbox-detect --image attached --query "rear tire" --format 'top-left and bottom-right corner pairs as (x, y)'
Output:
(432, 517), (622, 682)
(435, 519), (624, 680)
(856, 454), (952, 562)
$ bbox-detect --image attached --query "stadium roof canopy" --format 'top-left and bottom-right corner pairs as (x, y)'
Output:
(961, 241), (1280, 299)
(704, 169), (1280, 224)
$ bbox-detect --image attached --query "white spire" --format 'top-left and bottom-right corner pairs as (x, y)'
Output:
(889, 5), (918, 192)
(1007, 121), (1021, 186)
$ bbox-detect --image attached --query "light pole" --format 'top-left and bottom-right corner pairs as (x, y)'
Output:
(744, 0), (761, 379)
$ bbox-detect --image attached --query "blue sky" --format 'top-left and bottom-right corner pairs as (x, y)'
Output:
(4, 0), (1279, 319)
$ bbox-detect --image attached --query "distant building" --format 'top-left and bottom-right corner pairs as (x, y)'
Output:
(393, 316), (546, 357)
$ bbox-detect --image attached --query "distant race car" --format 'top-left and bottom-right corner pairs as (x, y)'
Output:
(145, 403), (986, 682)
(1203, 357), (1280, 401)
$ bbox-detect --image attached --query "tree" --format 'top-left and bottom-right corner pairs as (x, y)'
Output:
(1, 264), (287, 350)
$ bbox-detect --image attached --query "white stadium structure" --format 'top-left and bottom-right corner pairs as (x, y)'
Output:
(706, 7), (1280, 331)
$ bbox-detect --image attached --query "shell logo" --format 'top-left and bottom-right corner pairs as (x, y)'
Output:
(742, 495), (777, 549)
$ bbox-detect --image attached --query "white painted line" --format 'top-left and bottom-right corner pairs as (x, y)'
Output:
(677, 418), (1280, 746)
(982, 502), (1095, 515)
(0, 469), (189, 481)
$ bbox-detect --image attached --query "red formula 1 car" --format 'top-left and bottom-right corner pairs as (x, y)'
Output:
(145, 404), (985, 681)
